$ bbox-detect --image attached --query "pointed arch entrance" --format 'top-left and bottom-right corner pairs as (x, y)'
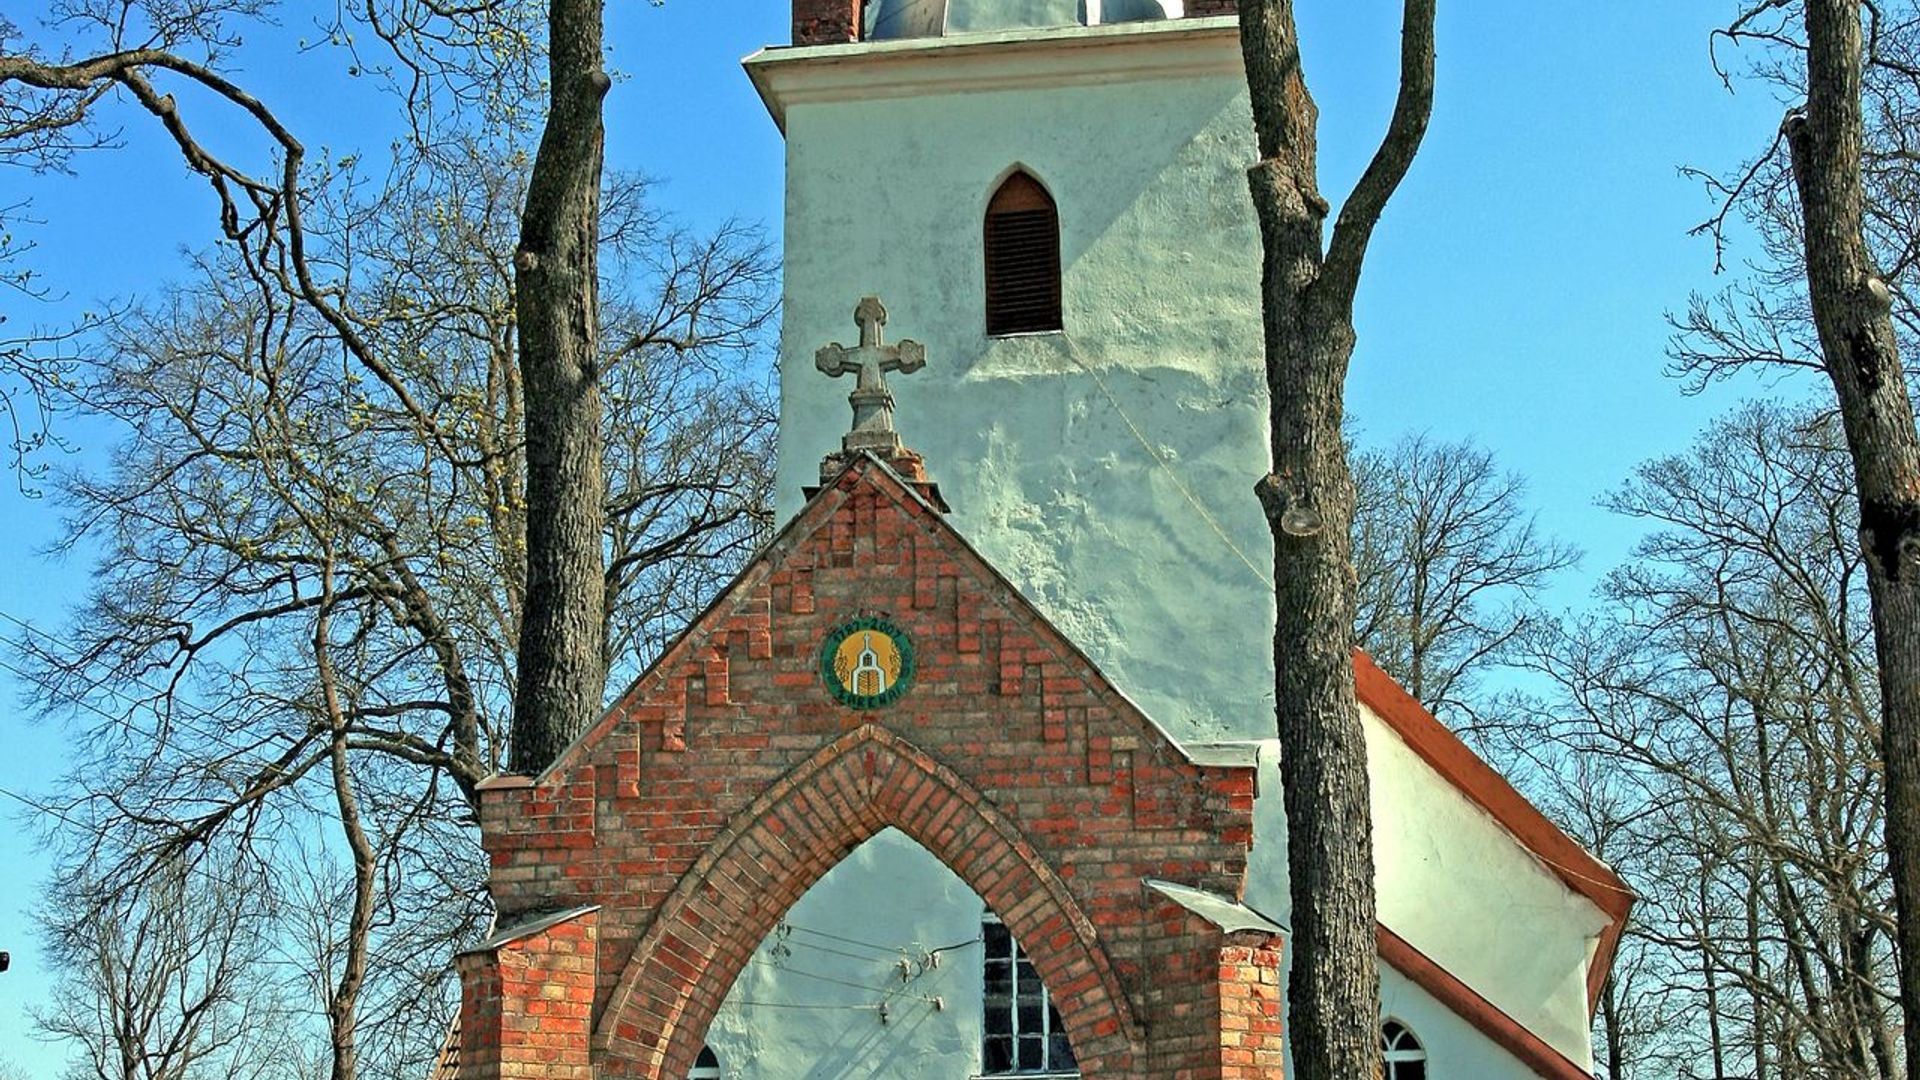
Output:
(594, 724), (1139, 1078)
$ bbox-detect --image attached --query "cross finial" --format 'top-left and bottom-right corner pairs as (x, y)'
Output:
(855, 295), (888, 349)
(815, 295), (925, 456)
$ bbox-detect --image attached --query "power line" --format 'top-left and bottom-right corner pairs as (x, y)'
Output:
(0, 609), (247, 728)
(0, 613), (268, 759)
(1062, 339), (1273, 591)
(780, 921), (907, 958)
(0, 649), (266, 764)
(748, 956), (943, 1007)
(0, 781), (106, 838)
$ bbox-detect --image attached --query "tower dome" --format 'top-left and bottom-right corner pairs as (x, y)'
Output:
(864, 0), (1181, 40)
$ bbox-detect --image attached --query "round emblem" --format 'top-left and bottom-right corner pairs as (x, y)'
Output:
(820, 616), (915, 709)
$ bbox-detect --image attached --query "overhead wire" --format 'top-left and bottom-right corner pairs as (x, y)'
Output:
(746, 956), (943, 1007)
(0, 611), (272, 760)
(1062, 339), (1273, 591)
(780, 921), (909, 957)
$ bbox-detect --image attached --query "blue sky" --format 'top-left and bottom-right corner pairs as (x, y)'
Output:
(0, 2), (1792, 1072)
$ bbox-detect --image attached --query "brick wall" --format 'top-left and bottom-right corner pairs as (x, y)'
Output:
(793, 0), (861, 45)
(455, 910), (599, 1080)
(1186, 0), (1239, 15)
(466, 457), (1264, 1078)
(1218, 941), (1286, 1078)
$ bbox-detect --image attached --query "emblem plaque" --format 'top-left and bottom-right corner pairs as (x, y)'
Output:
(820, 616), (915, 709)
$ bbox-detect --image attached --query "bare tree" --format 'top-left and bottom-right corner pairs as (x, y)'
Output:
(12, 142), (770, 1075)
(1680, 2), (1920, 1062)
(1523, 402), (1897, 1080)
(1350, 433), (1577, 729)
(1235, 2), (1438, 1076)
(1, 1), (772, 1075)
(3, 100), (769, 1080)
(0, 0), (620, 773)
(35, 854), (307, 1080)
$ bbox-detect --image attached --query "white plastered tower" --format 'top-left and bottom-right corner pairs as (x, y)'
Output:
(756, 8), (1275, 741)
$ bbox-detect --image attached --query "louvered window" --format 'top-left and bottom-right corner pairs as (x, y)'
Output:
(984, 172), (1063, 336)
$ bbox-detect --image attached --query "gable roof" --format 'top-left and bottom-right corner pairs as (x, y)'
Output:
(1354, 650), (1634, 1014)
(512, 448), (1629, 1047)
(533, 450), (1230, 783)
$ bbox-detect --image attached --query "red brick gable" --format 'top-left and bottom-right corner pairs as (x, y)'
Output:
(463, 453), (1272, 1079)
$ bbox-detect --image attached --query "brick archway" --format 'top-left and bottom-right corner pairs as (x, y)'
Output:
(594, 723), (1140, 1078)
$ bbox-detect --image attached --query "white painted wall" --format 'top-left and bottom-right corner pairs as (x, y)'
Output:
(1377, 963), (1545, 1080)
(702, 829), (990, 1079)
(761, 18), (1274, 743)
(706, 17), (1612, 1078)
(1241, 706), (1611, 1071)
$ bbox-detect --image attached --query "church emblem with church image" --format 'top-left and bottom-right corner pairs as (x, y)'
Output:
(819, 615), (915, 708)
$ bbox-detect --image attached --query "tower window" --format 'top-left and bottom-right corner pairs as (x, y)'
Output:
(1382, 1020), (1428, 1080)
(981, 915), (1078, 1075)
(689, 1045), (721, 1079)
(984, 172), (1063, 336)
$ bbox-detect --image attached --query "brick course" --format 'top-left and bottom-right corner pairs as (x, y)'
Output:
(459, 457), (1279, 1078)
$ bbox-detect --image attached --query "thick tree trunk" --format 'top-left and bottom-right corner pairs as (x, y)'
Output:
(1787, 4), (1920, 1073)
(1260, 310), (1379, 1080)
(1237, 2), (1434, 1078)
(511, 0), (611, 774)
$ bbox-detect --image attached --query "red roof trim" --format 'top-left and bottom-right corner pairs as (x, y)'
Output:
(1378, 923), (1592, 1080)
(1353, 649), (1632, 1015)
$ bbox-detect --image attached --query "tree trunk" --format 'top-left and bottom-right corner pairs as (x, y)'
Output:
(1261, 316), (1380, 1080)
(1237, 2), (1435, 1078)
(511, 0), (611, 774)
(1600, 973), (1622, 1080)
(1787, 4), (1920, 1072)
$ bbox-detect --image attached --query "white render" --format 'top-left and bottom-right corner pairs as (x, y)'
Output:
(698, 14), (1614, 1078)
(755, 16), (1273, 742)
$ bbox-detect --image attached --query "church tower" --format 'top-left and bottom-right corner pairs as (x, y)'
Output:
(747, 1), (1274, 742)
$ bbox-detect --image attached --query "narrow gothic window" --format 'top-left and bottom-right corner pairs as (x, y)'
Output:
(689, 1045), (721, 1079)
(1382, 1020), (1428, 1080)
(981, 914), (1078, 1075)
(984, 172), (1063, 336)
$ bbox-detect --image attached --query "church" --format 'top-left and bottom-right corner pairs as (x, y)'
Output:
(440, 3), (1630, 1078)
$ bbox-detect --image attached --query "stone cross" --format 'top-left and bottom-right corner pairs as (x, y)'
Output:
(816, 295), (925, 455)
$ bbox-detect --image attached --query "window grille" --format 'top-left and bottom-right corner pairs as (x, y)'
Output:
(1382, 1020), (1428, 1080)
(984, 172), (1063, 336)
(981, 915), (1078, 1075)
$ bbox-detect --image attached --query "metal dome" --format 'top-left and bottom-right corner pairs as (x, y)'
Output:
(863, 0), (1181, 41)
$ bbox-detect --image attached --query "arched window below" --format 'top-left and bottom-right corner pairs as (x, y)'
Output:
(689, 1045), (721, 1080)
(1382, 1020), (1427, 1080)
(983, 171), (1063, 336)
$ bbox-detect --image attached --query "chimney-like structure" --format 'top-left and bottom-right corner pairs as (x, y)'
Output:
(793, 0), (862, 45)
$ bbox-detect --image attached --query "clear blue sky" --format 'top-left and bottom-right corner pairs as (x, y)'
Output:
(0, 2), (1787, 1072)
